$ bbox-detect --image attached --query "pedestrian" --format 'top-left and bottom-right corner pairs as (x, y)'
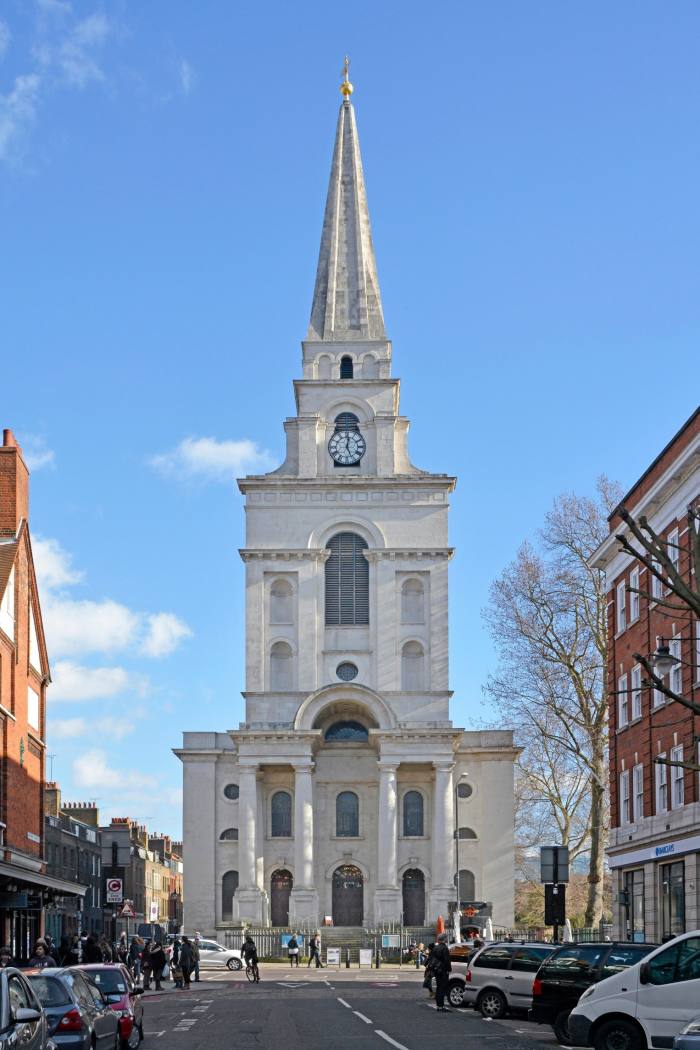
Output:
(192, 936), (200, 982)
(67, 935), (80, 965)
(179, 936), (194, 989)
(44, 935), (60, 964)
(83, 935), (102, 964)
(148, 941), (166, 991)
(129, 936), (143, 982)
(98, 936), (113, 962)
(431, 932), (452, 1012)
(116, 934), (128, 966)
(422, 943), (436, 997)
(141, 939), (153, 989)
(28, 943), (56, 969)
(171, 937), (181, 967)
(0, 946), (13, 968)
(307, 932), (324, 968)
(287, 934), (300, 968)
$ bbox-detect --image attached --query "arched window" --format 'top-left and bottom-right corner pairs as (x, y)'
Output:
(271, 791), (292, 838)
(457, 827), (478, 840)
(270, 641), (293, 690)
(317, 355), (332, 379)
(325, 533), (369, 625)
(403, 790), (424, 837)
(219, 828), (238, 841)
(401, 579), (425, 623)
(454, 869), (475, 900)
(401, 641), (425, 690)
(221, 870), (239, 920)
(270, 579), (293, 624)
(340, 355), (353, 379)
(336, 791), (359, 837)
(334, 412), (360, 429)
(325, 721), (369, 742)
(362, 354), (378, 379)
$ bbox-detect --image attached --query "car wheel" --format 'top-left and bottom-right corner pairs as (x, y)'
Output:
(593, 1019), (643, 1050)
(447, 980), (465, 1008)
(125, 1022), (141, 1050)
(553, 1010), (572, 1045)
(227, 958), (242, 971)
(477, 989), (507, 1019)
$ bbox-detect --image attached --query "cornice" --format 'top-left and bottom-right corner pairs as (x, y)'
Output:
(238, 475), (456, 493)
(239, 549), (330, 563)
(364, 548), (454, 562)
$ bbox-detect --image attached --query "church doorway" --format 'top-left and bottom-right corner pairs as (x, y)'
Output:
(270, 869), (293, 926)
(332, 864), (363, 926)
(402, 869), (425, 926)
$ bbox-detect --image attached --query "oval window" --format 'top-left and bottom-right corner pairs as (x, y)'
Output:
(457, 783), (473, 799)
(223, 784), (240, 800)
(336, 662), (358, 681)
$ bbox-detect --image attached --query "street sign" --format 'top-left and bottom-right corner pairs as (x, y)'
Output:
(149, 901), (159, 921)
(540, 845), (570, 884)
(106, 878), (123, 904)
(120, 901), (135, 917)
(544, 883), (566, 925)
(381, 934), (400, 948)
(326, 948), (340, 967)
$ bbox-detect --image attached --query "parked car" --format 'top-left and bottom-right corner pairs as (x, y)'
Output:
(447, 941), (554, 1015)
(196, 939), (242, 971)
(0, 966), (51, 1050)
(568, 930), (700, 1050)
(77, 966), (143, 1050)
(26, 968), (119, 1050)
(675, 1017), (700, 1050)
(530, 941), (656, 1043)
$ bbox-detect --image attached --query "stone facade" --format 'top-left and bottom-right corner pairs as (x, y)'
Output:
(176, 91), (517, 934)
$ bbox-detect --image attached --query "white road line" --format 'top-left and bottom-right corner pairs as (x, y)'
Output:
(151, 1032), (165, 1038)
(375, 1032), (412, 1050)
(337, 997), (352, 1009)
(353, 1011), (373, 1024)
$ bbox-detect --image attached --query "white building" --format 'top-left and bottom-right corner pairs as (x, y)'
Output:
(176, 77), (517, 934)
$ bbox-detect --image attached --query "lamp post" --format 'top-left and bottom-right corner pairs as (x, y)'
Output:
(649, 636), (679, 677)
(454, 772), (469, 941)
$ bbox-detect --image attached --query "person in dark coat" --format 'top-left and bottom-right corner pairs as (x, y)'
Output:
(83, 935), (103, 964)
(179, 937), (194, 989)
(128, 937), (143, 981)
(148, 941), (166, 991)
(287, 934), (300, 968)
(0, 946), (13, 968)
(28, 943), (56, 969)
(431, 933), (452, 1012)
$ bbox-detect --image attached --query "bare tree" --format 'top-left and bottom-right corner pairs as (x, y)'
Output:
(484, 478), (621, 926)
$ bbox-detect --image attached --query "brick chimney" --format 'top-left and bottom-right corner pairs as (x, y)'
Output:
(63, 801), (100, 827)
(0, 429), (29, 534)
(44, 782), (61, 817)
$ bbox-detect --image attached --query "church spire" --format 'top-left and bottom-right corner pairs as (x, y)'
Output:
(307, 61), (387, 342)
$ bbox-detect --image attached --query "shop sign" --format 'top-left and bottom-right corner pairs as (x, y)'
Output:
(609, 831), (700, 869)
(0, 892), (28, 909)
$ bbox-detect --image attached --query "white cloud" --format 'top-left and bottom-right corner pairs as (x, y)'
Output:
(0, 73), (41, 162)
(50, 716), (87, 739)
(32, 536), (83, 590)
(50, 660), (143, 702)
(149, 436), (274, 482)
(44, 598), (140, 657)
(73, 748), (156, 790)
(179, 59), (195, 96)
(141, 612), (192, 658)
(0, 19), (11, 60)
(56, 12), (111, 88)
(50, 713), (137, 740)
(18, 434), (55, 471)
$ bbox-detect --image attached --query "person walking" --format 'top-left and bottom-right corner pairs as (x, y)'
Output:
(287, 934), (300, 967)
(307, 933), (324, 968)
(28, 942), (56, 969)
(0, 946), (13, 968)
(98, 936), (113, 962)
(83, 935), (102, 964)
(179, 937), (194, 990)
(44, 935), (60, 964)
(148, 941), (166, 991)
(128, 937), (143, 982)
(141, 939), (153, 989)
(192, 936), (201, 982)
(431, 932), (452, 1012)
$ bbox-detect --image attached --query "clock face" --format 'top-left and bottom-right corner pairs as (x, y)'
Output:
(329, 427), (366, 465)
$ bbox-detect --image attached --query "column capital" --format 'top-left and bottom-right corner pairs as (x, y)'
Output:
(292, 760), (315, 774)
(238, 760), (260, 772)
(377, 761), (398, 774)
(433, 760), (455, 774)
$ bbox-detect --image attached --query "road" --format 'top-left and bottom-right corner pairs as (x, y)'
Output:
(140, 967), (565, 1050)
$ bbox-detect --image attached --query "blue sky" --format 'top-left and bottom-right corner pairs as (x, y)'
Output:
(2, 1), (699, 838)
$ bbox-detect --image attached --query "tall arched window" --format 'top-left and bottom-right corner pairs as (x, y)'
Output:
(271, 791), (292, 837)
(340, 355), (353, 379)
(270, 641), (293, 690)
(401, 641), (425, 690)
(401, 579), (425, 623)
(454, 869), (475, 900)
(222, 870), (239, 920)
(270, 579), (293, 624)
(403, 790), (424, 837)
(336, 791), (359, 837)
(325, 533), (369, 625)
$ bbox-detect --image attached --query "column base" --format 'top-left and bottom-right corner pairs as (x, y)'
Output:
(428, 887), (454, 927)
(289, 887), (319, 925)
(374, 887), (402, 924)
(236, 888), (268, 925)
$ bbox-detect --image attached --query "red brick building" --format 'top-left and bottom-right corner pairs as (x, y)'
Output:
(0, 428), (85, 959)
(591, 407), (700, 941)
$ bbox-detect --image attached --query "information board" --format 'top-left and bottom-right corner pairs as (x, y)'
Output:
(359, 948), (373, 968)
(326, 947), (341, 967)
(381, 934), (401, 949)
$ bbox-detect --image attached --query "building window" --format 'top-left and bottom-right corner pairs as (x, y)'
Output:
(653, 682), (665, 708)
(403, 791), (424, 837)
(401, 579), (425, 624)
(336, 791), (359, 837)
(618, 673), (629, 728)
(27, 687), (40, 731)
(695, 621), (700, 683)
(670, 637), (682, 694)
(270, 641), (293, 690)
(219, 828), (238, 841)
(0, 565), (15, 639)
(670, 746), (684, 809)
(454, 869), (475, 900)
(651, 558), (663, 600)
(401, 641), (425, 690)
(620, 770), (630, 825)
(616, 581), (626, 633)
(633, 763), (644, 821)
(221, 870), (239, 921)
(661, 860), (685, 939)
(270, 579), (293, 624)
(457, 827), (477, 840)
(629, 567), (640, 622)
(223, 784), (239, 800)
(336, 661), (358, 682)
(324, 721), (368, 742)
(656, 757), (668, 814)
(668, 528), (680, 577)
(622, 868), (645, 942)
(457, 782), (473, 799)
(325, 532), (369, 626)
(340, 355), (353, 379)
(271, 791), (292, 838)
(631, 664), (642, 720)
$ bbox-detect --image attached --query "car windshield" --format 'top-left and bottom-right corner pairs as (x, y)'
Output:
(27, 976), (71, 1006)
(86, 971), (128, 994)
(542, 946), (605, 975)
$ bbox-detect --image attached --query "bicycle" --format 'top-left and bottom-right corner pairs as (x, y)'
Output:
(245, 960), (260, 983)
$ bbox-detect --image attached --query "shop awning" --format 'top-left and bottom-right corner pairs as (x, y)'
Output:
(0, 861), (87, 897)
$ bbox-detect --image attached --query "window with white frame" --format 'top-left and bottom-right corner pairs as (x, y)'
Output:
(655, 757), (667, 814)
(616, 581), (627, 633)
(620, 770), (630, 825)
(617, 673), (629, 728)
(633, 763), (644, 821)
(630, 664), (642, 720)
(670, 745), (684, 809)
(695, 620), (700, 683)
(670, 636), (682, 695)
(629, 567), (640, 622)
(651, 558), (663, 600)
(653, 680), (665, 708)
(667, 528), (680, 577)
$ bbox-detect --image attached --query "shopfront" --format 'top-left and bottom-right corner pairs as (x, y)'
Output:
(0, 860), (86, 962)
(610, 833), (700, 943)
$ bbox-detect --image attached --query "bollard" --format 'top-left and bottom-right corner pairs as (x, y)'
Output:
(346, 947), (350, 968)
(375, 950), (381, 969)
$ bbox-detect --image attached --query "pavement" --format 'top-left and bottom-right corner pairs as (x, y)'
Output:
(139, 966), (567, 1050)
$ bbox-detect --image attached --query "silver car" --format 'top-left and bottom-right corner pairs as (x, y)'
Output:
(674, 1017), (700, 1050)
(196, 939), (242, 971)
(0, 967), (52, 1050)
(449, 942), (554, 1017)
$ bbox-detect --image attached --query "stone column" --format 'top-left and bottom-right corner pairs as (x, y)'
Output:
(289, 760), (319, 923)
(429, 761), (455, 918)
(236, 763), (265, 922)
(374, 761), (402, 922)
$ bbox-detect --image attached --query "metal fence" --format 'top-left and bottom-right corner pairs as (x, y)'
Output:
(492, 923), (614, 943)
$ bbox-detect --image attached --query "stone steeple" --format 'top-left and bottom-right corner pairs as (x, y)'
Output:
(307, 94), (386, 343)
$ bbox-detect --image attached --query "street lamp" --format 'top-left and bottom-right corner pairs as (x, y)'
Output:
(454, 772), (469, 939)
(650, 637), (679, 677)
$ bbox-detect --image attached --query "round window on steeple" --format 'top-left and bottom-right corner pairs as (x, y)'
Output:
(336, 662), (359, 682)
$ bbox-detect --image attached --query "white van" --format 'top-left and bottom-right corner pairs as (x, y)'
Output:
(569, 930), (700, 1050)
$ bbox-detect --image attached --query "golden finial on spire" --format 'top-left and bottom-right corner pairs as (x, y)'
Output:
(340, 56), (353, 99)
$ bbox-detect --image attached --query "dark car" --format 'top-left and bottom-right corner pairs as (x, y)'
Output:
(78, 966), (143, 1050)
(0, 967), (51, 1050)
(530, 941), (657, 1043)
(27, 968), (119, 1050)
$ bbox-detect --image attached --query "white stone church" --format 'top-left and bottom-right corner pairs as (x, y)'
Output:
(176, 77), (517, 934)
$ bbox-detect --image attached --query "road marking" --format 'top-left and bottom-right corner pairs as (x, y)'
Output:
(353, 1011), (372, 1024)
(151, 1032), (165, 1038)
(376, 1032), (412, 1050)
(337, 998), (352, 1009)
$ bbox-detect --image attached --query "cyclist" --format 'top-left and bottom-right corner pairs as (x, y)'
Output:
(243, 934), (260, 982)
